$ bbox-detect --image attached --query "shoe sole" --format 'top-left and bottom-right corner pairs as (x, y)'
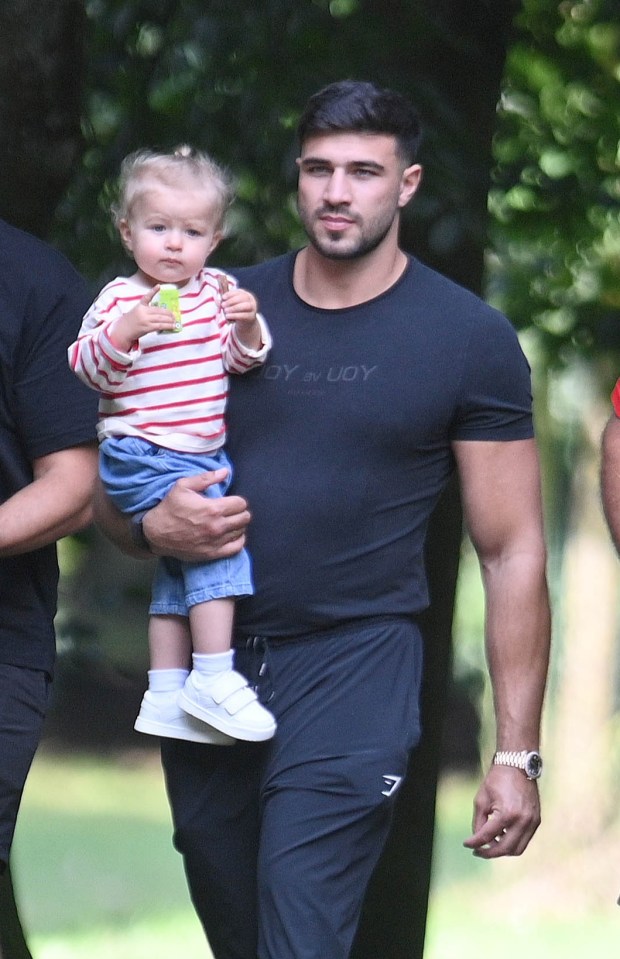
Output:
(134, 714), (235, 745)
(178, 690), (276, 742)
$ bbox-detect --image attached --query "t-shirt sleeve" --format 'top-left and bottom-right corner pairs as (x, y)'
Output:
(450, 306), (534, 442)
(14, 269), (99, 460)
(611, 379), (620, 417)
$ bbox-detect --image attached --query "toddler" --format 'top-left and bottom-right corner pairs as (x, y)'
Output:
(69, 146), (276, 745)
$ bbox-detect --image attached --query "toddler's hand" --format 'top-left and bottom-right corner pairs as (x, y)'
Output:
(221, 287), (259, 327)
(108, 287), (177, 351)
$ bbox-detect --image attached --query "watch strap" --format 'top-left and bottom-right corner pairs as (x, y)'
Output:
(493, 749), (542, 780)
(493, 749), (529, 769)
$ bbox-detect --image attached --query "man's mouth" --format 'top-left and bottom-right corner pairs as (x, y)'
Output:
(318, 213), (355, 231)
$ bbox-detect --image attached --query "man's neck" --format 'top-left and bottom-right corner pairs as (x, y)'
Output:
(293, 244), (408, 310)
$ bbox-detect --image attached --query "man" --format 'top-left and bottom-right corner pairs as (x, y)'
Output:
(601, 382), (620, 552)
(0, 219), (98, 888)
(98, 80), (550, 959)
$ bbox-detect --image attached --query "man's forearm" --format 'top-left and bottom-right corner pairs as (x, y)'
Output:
(601, 414), (620, 553)
(93, 476), (146, 557)
(482, 551), (551, 750)
(0, 445), (97, 556)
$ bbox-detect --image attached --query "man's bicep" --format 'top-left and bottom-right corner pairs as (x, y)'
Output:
(452, 438), (545, 558)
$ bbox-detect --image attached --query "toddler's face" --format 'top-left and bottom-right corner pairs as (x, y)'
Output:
(120, 181), (222, 287)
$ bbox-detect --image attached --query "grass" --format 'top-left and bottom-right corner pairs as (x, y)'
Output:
(425, 775), (620, 959)
(13, 749), (209, 958)
(11, 753), (620, 957)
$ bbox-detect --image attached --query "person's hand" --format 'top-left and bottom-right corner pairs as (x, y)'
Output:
(221, 287), (258, 327)
(142, 469), (251, 562)
(221, 287), (263, 351)
(462, 765), (541, 858)
(108, 287), (177, 351)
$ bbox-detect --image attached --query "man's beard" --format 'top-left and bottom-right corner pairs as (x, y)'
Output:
(297, 203), (397, 261)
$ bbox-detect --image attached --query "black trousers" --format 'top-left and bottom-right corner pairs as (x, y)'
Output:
(162, 616), (423, 959)
(0, 664), (50, 869)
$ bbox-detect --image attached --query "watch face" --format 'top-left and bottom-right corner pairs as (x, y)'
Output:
(525, 751), (543, 779)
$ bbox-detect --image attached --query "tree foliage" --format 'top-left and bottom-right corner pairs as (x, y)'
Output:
(488, 0), (620, 376)
(55, 0), (517, 295)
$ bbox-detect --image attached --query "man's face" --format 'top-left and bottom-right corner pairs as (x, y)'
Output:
(296, 132), (422, 260)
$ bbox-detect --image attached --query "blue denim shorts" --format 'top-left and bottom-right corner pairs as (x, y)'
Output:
(100, 436), (253, 613)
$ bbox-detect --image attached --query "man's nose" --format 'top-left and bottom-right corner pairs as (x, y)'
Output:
(323, 170), (352, 206)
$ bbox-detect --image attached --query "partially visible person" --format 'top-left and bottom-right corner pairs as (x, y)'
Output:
(97, 80), (551, 959)
(69, 147), (275, 746)
(0, 218), (98, 878)
(601, 380), (620, 552)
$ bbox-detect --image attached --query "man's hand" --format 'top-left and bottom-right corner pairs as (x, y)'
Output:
(143, 469), (251, 561)
(463, 765), (541, 859)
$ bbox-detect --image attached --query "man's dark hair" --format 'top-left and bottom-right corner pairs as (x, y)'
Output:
(297, 80), (422, 165)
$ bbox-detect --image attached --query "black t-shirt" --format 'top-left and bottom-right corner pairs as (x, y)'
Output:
(229, 253), (533, 638)
(0, 220), (98, 674)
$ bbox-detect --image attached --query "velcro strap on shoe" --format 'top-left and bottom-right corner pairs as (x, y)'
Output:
(221, 686), (260, 715)
(209, 671), (258, 715)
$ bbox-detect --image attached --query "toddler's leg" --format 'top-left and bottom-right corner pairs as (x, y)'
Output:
(178, 599), (276, 742)
(134, 614), (234, 745)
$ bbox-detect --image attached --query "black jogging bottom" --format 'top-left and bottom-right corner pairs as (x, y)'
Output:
(161, 615), (423, 959)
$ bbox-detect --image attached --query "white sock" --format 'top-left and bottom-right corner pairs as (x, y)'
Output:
(192, 651), (234, 676)
(148, 668), (189, 692)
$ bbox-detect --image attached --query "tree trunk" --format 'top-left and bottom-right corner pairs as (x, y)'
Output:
(0, 0), (86, 236)
(548, 365), (618, 841)
(0, 1), (519, 955)
(352, 4), (520, 956)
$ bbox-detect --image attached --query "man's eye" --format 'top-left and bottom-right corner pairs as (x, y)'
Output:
(306, 165), (330, 176)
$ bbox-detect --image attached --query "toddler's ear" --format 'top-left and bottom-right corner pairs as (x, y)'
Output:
(118, 218), (134, 255)
(207, 230), (223, 258)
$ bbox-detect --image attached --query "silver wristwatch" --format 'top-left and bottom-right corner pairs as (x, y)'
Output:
(493, 749), (543, 780)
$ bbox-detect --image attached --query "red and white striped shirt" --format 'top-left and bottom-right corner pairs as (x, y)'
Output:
(68, 268), (271, 453)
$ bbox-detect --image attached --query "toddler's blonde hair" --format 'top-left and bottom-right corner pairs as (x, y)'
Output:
(111, 145), (234, 230)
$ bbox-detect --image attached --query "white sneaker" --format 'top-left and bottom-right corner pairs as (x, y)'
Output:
(178, 669), (277, 742)
(134, 690), (235, 745)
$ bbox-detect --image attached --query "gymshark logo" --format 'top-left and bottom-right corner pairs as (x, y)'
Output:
(381, 775), (403, 798)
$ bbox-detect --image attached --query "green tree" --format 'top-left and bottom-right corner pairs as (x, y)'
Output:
(488, 0), (620, 849)
(55, 4), (517, 957)
(1, 2), (520, 956)
(489, 0), (620, 362)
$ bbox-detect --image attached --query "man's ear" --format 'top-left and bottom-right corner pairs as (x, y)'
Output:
(398, 164), (423, 208)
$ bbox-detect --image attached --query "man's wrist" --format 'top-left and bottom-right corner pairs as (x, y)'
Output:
(130, 509), (152, 553)
(493, 749), (543, 780)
